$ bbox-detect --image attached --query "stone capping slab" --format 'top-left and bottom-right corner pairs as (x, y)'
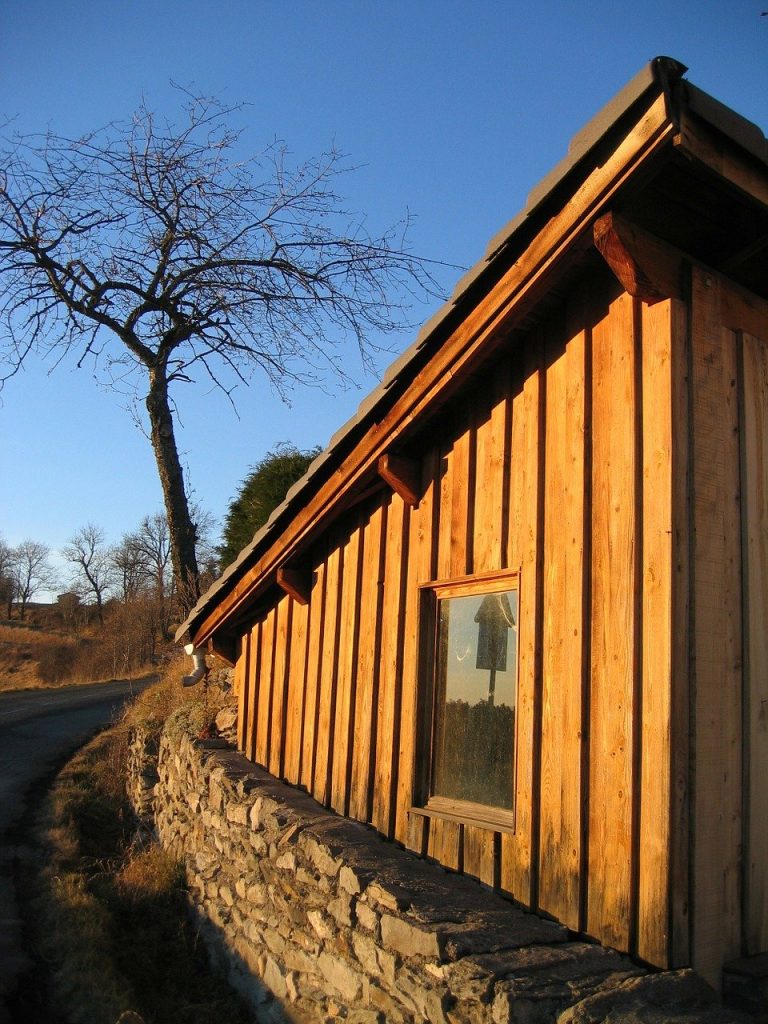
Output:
(134, 725), (749, 1024)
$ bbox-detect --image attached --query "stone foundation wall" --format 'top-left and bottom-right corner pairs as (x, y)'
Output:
(128, 720), (739, 1024)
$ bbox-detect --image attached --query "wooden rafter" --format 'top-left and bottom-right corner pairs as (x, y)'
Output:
(276, 564), (312, 606)
(378, 453), (421, 506)
(593, 212), (683, 304)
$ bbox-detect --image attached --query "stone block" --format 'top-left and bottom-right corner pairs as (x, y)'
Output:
(263, 929), (287, 959)
(282, 945), (322, 976)
(303, 835), (342, 878)
(307, 909), (334, 942)
(356, 901), (379, 935)
(226, 803), (249, 826)
(246, 883), (268, 904)
(339, 864), (363, 895)
(328, 893), (355, 928)
(366, 880), (411, 912)
(275, 850), (297, 872)
(317, 951), (363, 1003)
(263, 955), (289, 1001)
(381, 914), (444, 959)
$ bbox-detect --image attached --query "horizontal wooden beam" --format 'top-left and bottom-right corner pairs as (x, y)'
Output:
(378, 453), (421, 506)
(593, 211), (684, 304)
(276, 565), (312, 606)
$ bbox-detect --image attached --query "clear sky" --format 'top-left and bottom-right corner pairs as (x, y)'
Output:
(1, 1), (766, 597)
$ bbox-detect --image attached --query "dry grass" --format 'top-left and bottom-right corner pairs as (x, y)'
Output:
(29, 659), (249, 1024)
(0, 623), (77, 690)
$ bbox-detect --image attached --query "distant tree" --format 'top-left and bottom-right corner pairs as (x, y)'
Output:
(10, 539), (58, 620)
(56, 591), (83, 629)
(112, 534), (149, 604)
(62, 523), (116, 624)
(129, 512), (173, 613)
(219, 443), (321, 567)
(0, 537), (15, 619)
(0, 90), (442, 614)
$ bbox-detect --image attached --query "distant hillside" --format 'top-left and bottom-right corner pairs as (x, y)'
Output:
(0, 617), (78, 690)
(0, 601), (163, 692)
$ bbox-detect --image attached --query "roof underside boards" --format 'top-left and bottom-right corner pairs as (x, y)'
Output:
(178, 57), (768, 648)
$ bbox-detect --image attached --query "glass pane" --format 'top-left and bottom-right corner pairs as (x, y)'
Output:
(432, 589), (517, 810)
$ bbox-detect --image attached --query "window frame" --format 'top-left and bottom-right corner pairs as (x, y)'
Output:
(414, 568), (521, 834)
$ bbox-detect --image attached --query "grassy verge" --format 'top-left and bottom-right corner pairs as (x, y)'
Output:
(28, 661), (249, 1024)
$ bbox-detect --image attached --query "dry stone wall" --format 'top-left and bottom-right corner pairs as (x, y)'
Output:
(128, 719), (743, 1024)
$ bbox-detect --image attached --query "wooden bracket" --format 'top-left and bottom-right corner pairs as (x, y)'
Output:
(276, 564), (312, 605)
(594, 212), (683, 305)
(378, 453), (421, 506)
(207, 633), (237, 666)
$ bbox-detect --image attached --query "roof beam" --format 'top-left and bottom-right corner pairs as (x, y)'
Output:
(378, 453), (421, 506)
(593, 211), (684, 304)
(276, 565), (312, 606)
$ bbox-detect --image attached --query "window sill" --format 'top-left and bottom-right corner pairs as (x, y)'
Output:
(409, 798), (516, 835)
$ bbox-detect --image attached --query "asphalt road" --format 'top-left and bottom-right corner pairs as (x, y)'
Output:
(0, 677), (156, 1023)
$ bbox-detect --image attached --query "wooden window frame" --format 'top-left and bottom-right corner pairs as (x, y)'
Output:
(413, 569), (521, 834)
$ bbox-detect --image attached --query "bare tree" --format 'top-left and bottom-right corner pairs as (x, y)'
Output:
(0, 537), (15, 619)
(10, 540), (58, 620)
(112, 534), (148, 604)
(62, 523), (116, 623)
(0, 91), (442, 612)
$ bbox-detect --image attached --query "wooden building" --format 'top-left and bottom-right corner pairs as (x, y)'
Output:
(178, 58), (768, 988)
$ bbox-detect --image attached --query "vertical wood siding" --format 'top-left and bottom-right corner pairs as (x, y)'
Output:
(231, 267), (763, 976)
(689, 268), (743, 985)
(740, 328), (768, 956)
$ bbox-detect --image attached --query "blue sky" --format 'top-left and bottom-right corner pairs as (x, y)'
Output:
(1, 1), (766, 595)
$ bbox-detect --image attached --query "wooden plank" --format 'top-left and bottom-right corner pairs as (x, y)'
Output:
(538, 310), (587, 934)
(427, 817), (461, 871)
(473, 368), (510, 574)
(436, 430), (454, 580)
(268, 595), (291, 778)
(372, 495), (408, 836)
(668, 297), (691, 969)
(395, 448), (438, 844)
(740, 330), (768, 955)
(255, 609), (276, 768)
(235, 632), (249, 753)
(451, 407), (474, 577)
(192, 95), (675, 649)
(463, 825), (496, 887)
(689, 266), (742, 987)
(312, 541), (343, 805)
(283, 593), (309, 786)
(637, 298), (676, 966)
(331, 523), (363, 814)
(500, 351), (542, 906)
(350, 503), (386, 823)
(300, 561), (326, 792)
(406, 811), (429, 856)
(587, 289), (636, 950)
(244, 622), (261, 762)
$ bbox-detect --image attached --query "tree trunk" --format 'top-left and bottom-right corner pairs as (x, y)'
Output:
(146, 367), (200, 617)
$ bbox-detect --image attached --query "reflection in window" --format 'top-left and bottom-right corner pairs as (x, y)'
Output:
(432, 586), (518, 811)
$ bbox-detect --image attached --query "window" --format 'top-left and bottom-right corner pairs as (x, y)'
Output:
(418, 571), (520, 829)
